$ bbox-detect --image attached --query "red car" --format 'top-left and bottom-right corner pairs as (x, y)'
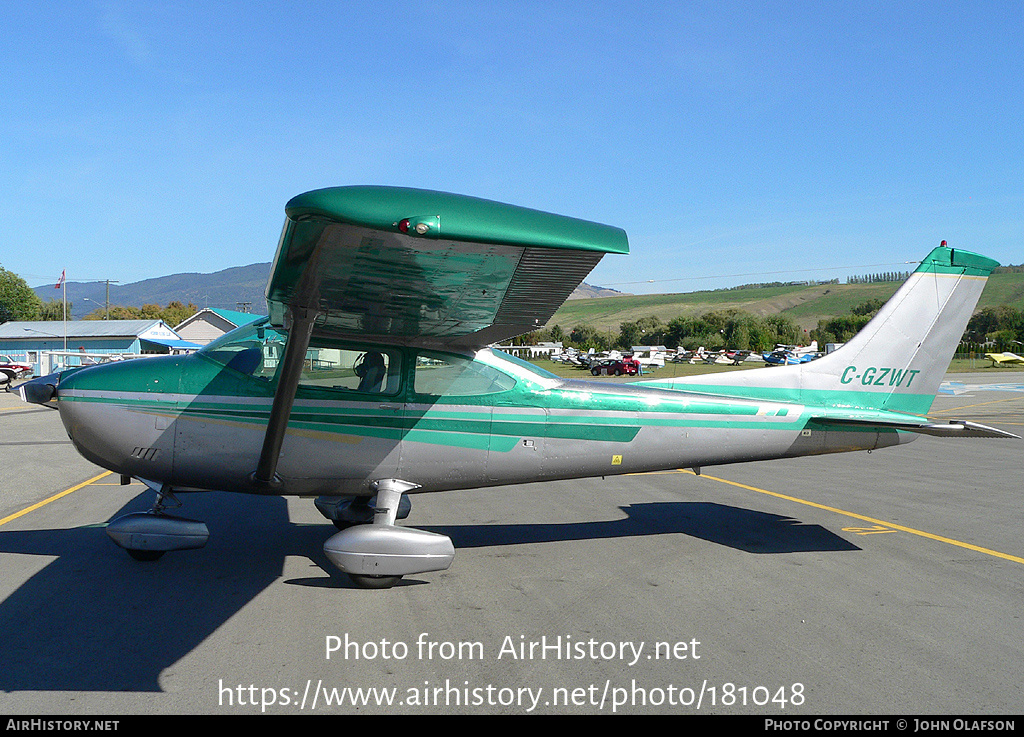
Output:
(0, 355), (33, 386)
(590, 357), (640, 377)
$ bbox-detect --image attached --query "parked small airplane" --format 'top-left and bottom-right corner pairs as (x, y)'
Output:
(984, 352), (1024, 367)
(19, 187), (1017, 587)
(763, 341), (822, 366)
(1, 355), (33, 387)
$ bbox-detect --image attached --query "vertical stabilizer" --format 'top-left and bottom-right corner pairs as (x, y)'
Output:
(648, 245), (999, 415)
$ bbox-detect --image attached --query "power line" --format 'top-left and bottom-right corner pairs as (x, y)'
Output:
(602, 261), (920, 287)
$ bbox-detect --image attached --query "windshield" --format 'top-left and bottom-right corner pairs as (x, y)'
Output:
(199, 318), (286, 379)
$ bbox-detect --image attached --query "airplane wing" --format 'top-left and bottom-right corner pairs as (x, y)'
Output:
(253, 186), (628, 487)
(264, 186), (629, 347)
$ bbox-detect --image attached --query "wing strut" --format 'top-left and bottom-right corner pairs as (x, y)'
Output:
(252, 306), (319, 488)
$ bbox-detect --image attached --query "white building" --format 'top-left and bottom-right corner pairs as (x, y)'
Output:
(493, 341), (564, 359)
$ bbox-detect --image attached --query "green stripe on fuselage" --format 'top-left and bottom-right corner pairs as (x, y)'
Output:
(637, 382), (934, 416)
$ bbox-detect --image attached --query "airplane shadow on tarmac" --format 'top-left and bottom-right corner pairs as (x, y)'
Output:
(427, 501), (861, 555)
(0, 493), (856, 693)
(0, 491), (325, 693)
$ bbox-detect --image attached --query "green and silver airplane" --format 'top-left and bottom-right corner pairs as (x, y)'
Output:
(19, 186), (1017, 587)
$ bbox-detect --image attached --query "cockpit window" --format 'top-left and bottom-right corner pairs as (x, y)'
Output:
(201, 321), (402, 395)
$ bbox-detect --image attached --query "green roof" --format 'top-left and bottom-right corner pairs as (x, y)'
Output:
(207, 308), (265, 326)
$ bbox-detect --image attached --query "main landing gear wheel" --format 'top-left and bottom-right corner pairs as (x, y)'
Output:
(348, 573), (402, 589)
(323, 479), (454, 589)
(126, 549), (165, 562)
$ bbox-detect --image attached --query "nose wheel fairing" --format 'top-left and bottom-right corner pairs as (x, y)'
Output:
(323, 524), (455, 581)
(106, 484), (209, 560)
(106, 511), (209, 560)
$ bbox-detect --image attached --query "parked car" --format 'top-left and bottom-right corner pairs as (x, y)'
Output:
(590, 358), (639, 377)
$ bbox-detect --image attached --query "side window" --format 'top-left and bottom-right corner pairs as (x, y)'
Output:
(414, 353), (516, 397)
(299, 345), (401, 396)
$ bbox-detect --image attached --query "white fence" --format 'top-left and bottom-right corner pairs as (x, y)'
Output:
(36, 351), (149, 375)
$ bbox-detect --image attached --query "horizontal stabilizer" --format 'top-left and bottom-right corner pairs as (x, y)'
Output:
(812, 416), (1019, 439)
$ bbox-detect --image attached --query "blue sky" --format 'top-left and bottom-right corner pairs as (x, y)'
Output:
(2, 1), (1021, 297)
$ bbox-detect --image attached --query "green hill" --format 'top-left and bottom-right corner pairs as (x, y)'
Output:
(547, 271), (1024, 334)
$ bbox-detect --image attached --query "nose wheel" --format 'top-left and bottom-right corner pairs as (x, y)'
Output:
(106, 481), (209, 561)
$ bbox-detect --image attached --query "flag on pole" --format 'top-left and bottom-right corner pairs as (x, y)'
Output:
(55, 270), (65, 289)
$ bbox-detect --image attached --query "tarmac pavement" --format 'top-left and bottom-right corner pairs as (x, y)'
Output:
(0, 374), (1021, 715)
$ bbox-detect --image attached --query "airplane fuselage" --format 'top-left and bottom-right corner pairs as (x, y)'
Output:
(53, 332), (911, 500)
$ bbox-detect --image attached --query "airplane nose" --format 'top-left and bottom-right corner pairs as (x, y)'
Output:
(18, 371), (61, 405)
(52, 357), (184, 480)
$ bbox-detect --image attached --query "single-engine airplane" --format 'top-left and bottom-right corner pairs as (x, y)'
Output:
(19, 187), (1018, 587)
(985, 351), (1024, 367)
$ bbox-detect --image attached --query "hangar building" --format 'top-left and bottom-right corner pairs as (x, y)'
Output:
(0, 320), (200, 376)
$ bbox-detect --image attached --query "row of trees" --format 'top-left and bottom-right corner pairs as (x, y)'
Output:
(963, 305), (1024, 352)
(845, 272), (911, 284)
(81, 301), (199, 327)
(811, 301), (1024, 351)
(8, 261), (1024, 353)
(525, 311), (807, 353)
(529, 300), (1024, 356)
(807, 299), (886, 345)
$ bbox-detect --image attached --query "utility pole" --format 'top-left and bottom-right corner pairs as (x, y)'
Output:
(105, 279), (119, 319)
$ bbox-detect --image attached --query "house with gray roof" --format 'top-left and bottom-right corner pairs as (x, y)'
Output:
(173, 308), (264, 346)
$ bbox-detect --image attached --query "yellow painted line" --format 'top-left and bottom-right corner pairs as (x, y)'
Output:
(0, 471), (112, 527)
(668, 469), (1024, 566)
(840, 525), (898, 535)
